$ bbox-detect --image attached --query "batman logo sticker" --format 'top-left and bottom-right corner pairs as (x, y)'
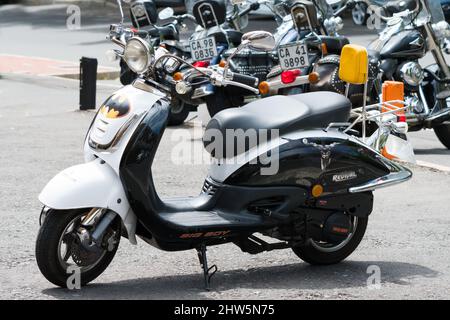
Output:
(99, 94), (130, 119)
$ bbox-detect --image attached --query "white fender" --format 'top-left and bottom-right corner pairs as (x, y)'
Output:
(38, 158), (137, 244)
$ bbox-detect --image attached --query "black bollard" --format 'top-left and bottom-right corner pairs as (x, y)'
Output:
(79, 57), (97, 110)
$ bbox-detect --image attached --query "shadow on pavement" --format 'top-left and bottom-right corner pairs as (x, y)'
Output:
(414, 148), (450, 155)
(41, 260), (438, 299)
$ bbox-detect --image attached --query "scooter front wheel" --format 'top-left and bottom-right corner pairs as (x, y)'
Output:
(292, 216), (368, 265)
(35, 208), (121, 288)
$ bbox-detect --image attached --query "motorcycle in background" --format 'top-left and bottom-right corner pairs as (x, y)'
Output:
(112, 0), (263, 124)
(366, 0), (450, 149)
(199, 0), (355, 114)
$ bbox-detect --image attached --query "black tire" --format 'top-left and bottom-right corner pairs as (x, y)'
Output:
(292, 217), (368, 265)
(168, 99), (192, 126)
(119, 60), (137, 85)
(430, 68), (450, 150)
(352, 2), (369, 26)
(168, 106), (190, 126)
(434, 124), (450, 149)
(35, 209), (120, 288)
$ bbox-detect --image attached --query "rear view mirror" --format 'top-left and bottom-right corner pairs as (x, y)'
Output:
(130, 0), (158, 28)
(241, 31), (276, 51)
(158, 7), (174, 20)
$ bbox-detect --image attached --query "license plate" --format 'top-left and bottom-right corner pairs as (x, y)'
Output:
(190, 37), (218, 61)
(277, 43), (309, 71)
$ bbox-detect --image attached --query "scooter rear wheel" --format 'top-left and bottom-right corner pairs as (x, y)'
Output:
(35, 208), (121, 288)
(292, 216), (368, 265)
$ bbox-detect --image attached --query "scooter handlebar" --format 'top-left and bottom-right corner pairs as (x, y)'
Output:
(228, 72), (260, 88)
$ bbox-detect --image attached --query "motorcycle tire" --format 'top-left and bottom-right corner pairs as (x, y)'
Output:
(119, 60), (137, 86)
(168, 105), (191, 126)
(36, 208), (120, 288)
(292, 217), (368, 265)
(434, 123), (450, 149)
(352, 2), (369, 26)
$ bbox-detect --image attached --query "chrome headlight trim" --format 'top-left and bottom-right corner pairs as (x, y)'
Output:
(398, 62), (424, 87)
(123, 37), (154, 74)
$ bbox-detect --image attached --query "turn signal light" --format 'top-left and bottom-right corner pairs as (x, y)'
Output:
(281, 69), (301, 84)
(308, 72), (320, 84)
(219, 60), (226, 68)
(321, 43), (328, 55)
(173, 72), (183, 81)
(259, 81), (270, 95)
(312, 184), (324, 198)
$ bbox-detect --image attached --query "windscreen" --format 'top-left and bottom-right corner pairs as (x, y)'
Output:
(425, 0), (445, 23)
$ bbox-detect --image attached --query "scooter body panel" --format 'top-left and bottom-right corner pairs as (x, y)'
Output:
(83, 83), (167, 176)
(223, 132), (391, 197)
(39, 83), (167, 245)
(38, 158), (137, 244)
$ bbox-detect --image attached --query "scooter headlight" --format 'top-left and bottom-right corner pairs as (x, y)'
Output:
(123, 37), (154, 74)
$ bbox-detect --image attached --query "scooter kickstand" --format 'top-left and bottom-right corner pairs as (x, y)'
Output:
(197, 244), (217, 291)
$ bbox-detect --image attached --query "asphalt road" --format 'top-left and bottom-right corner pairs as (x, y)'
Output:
(1, 3), (450, 300)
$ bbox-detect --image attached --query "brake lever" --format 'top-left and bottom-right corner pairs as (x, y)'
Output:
(221, 79), (260, 95)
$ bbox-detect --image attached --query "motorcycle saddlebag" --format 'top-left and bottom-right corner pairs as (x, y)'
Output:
(225, 48), (275, 82)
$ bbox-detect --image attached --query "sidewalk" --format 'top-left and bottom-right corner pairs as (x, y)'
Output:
(19, 0), (115, 6)
(0, 54), (119, 79)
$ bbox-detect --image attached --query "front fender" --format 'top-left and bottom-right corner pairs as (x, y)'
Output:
(38, 158), (137, 244)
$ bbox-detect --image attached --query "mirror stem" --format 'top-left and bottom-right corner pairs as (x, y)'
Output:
(223, 40), (250, 79)
(117, 0), (124, 25)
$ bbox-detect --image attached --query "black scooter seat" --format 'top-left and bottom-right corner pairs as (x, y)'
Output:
(204, 92), (351, 157)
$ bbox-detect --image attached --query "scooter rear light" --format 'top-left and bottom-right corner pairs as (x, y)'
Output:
(281, 69), (301, 84)
(193, 60), (210, 68)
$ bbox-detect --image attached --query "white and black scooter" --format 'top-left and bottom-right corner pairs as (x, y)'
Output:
(36, 30), (412, 290)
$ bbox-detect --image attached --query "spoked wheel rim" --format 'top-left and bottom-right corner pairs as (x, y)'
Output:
(309, 217), (358, 253)
(56, 212), (107, 273)
(352, 3), (368, 25)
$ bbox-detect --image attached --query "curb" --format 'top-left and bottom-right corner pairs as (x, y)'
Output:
(415, 160), (450, 173)
(56, 70), (120, 81)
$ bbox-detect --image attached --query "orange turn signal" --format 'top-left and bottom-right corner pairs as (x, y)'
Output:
(258, 81), (270, 95)
(321, 43), (328, 55)
(219, 60), (226, 68)
(312, 184), (324, 198)
(173, 72), (183, 81)
(308, 72), (320, 84)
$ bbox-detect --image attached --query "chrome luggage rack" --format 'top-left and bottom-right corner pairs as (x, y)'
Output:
(327, 99), (411, 151)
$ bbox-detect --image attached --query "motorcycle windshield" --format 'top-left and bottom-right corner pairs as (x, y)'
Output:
(425, 0), (445, 23)
(186, 0), (195, 14)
